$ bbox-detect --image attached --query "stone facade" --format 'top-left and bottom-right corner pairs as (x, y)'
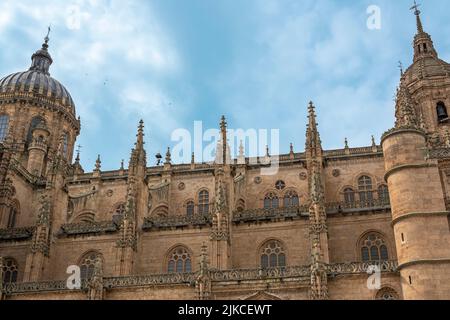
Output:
(0, 8), (449, 300)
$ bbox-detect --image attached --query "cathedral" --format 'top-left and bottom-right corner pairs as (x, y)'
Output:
(0, 6), (449, 301)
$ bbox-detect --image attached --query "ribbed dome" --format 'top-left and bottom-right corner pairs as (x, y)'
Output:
(0, 32), (76, 117)
(0, 70), (76, 114)
(403, 57), (450, 84)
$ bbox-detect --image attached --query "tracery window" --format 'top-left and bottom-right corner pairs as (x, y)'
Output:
(343, 188), (355, 204)
(260, 240), (286, 269)
(198, 190), (209, 215)
(360, 232), (389, 262)
(358, 176), (373, 204)
(378, 185), (390, 204)
(167, 247), (192, 273)
(264, 192), (279, 209)
(2, 258), (18, 284)
(186, 201), (195, 217)
(0, 115), (9, 142)
(79, 251), (102, 280)
(275, 180), (286, 191)
(283, 191), (299, 207)
(375, 287), (399, 300)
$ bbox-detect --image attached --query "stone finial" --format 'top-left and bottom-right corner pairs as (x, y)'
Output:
(306, 101), (322, 155)
(410, 0), (423, 34)
(94, 155), (101, 172)
(237, 140), (245, 165)
(165, 147), (172, 165)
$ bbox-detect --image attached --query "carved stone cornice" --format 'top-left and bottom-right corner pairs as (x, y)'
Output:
(233, 205), (309, 224)
(0, 227), (35, 242)
(59, 221), (118, 237)
(2, 261), (399, 296)
(143, 214), (212, 231)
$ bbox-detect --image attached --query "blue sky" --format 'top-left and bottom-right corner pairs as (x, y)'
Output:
(1, 0), (449, 170)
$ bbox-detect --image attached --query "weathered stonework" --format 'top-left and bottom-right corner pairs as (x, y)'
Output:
(0, 7), (449, 300)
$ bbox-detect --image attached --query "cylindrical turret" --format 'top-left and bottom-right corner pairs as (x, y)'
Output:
(27, 122), (50, 176)
(382, 127), (450, 299)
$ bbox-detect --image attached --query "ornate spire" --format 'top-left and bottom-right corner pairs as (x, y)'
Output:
(165, 147), (172, 165)
(220, 116), (227, 165)
(395, 83), (420, 129)
(94, 155), (101, 172)
(29, 26), (53, 75)
(136, 120), (145, 151)
(129, 120), (147, 170)
(410, 2), (438, 62)
(411, 1), (423, 34)
(306, 101), (322, 157)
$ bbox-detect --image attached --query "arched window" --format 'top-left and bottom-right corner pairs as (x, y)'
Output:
(167, 247), (192, 273)
(113, 203), (126, 224)
(198, 190), (209, 215)
(343, 188), (355, 204)
(358, 176), (373, 204)
(7, 201), (19, 229)
(26, 116), (45, 144)
(264, 192), (279, 209)
(378, 185), (390, 204)
(2, 258), (18, 284)
(0, 115), (9, 142)
(79, 251), (102, 280)
(360, 232), (389, 262)
(186, 201), (195, 217)
(260, 240), (286, 269)
(376, 287), (399, 300)
(283, 191), (299, 207)
(437, 101), (448, 121)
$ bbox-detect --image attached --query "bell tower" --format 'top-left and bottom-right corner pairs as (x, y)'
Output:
(382, 3), (450, 300)
(402, 2), (450, 146)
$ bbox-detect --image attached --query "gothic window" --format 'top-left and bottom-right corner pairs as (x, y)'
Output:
(378, 185), (390, 204)
(186, 201), (195, 217)
(358, 176), (373, 204)
(113, 203), (126, 224)
(360, 232), (389, 262)
(375, 287), (399, 300)
(198, 190), (209, 215)
(275, 180), (286, 191)
(0, 114), (9, 142)
(264, 192), (279, 209)
(26, 116), (45, 144)
(79, 251), (102, 280)
(343, 188), (355, 204)
(167, 247), (192, 273)
(7, 201), (19, 229)
(2, 258), (18, 284)
(260, 240), (286, 269)
(437, 101), (448, 122)
(283, 191), (299, 207)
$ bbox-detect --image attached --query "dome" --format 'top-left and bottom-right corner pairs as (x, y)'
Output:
(403, 57), (450, 85)
(0, 32), (76, 117)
